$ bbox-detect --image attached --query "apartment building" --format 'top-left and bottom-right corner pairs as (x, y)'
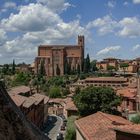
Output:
(8, 86), (49, 128)
(70, 77), (129, 91)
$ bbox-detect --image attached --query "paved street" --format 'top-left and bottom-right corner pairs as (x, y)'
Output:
(43, 115), (63, 140)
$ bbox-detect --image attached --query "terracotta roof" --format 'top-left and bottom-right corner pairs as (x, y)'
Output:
(49, 98), (64, 104)
(114, 124), (140, 135)
(103, 57), (118, 60)
(65, 98), (78, 111)
(30, 94), (45, 105)
(22, 97), (36, 108)
(44, 96), (49, 104)
(85, 77), (127, 82)
(39, 45), (80, 49)
(8, 86), (30, 95)
(10, 94), (28, 107)
(117, 88), (136, 99)
(31, 94), (49, 104)
(75, 112), (131, 140)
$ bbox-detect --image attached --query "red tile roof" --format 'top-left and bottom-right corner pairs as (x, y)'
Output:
(75, 112), (131, 140)
(31, 94), (45, 105)
(31, 94), (49, 105)
(114, 124), (140, 135)
(10, 94), (28, 107)
(85, 77), (127, 82)
(49, 98), (64, 104)
(22, 97), (36, 108)
(8, 86), (30, 95)
(117, 88), (136, 99)
(65, 98), (78, 111)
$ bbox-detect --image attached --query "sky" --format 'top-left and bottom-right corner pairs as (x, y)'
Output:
(1, 0), (140, 64)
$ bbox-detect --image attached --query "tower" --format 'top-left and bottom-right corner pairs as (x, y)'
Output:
(78, 35), (84, 71)
(78, 35), (84, 47)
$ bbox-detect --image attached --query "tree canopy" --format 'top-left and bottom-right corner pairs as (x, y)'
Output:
(12, 59), (16, 75)
(39, 59), (45, 77)
(90, 60), (98, 72)
(107, 65), (116, 71)
(120, 63), (129, 74)
(49, 86), (61, 98)
(131, 114), (140, 124)
(84, 54), (90, 73)
(73, 86), (121, 116)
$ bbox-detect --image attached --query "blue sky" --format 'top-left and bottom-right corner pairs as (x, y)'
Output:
(1, 0), (140, 64)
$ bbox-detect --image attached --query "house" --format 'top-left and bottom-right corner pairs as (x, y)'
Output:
(8, 86), (49, 128)
(8, 85), (33, 97)
(114, 124), (140, 140)
(48, 98), (64, 115)
(70, 77), (129, 90)
(96, 58), (119, 71)
(117, 88), (137, 113)
(75, 111), (131, 140)
(64, 97), (78, 118)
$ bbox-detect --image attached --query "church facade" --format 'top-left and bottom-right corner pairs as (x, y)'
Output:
(35, 35), (84, 76)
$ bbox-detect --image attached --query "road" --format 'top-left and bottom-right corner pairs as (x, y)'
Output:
(43, 115), (63, 140)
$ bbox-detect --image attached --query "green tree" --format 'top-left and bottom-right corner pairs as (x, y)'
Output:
(39, 59), (46, 77)
(131, 114), (140, 124)
(86, 53), (90, 72)
(83, 54), (90, 73)
(75, 86), (80, 95)
(2, 64), (10, 75)
(12, 72), (31, 86)
(62, 87), (70, 96)
(120, 63), (129, 74)
(90, 60), (98, 72)
(107, 65), (116, 72)
(56, 64), (60, 75)
(77, 63), (80, 74)
(74, 86), (121, 116)
(12, 59), (16, 75)
(83, 59), (87, 73)
(65, 116), (77, 140)
(49, 86), (61, 98)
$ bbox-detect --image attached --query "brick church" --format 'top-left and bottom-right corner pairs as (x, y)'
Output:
(35, 35), (84, 76)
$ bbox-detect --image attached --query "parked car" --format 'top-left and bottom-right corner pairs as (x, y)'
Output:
(56, 133), (63, 140)
(48, 116), (52, 122)
(60, 125), (65, 131)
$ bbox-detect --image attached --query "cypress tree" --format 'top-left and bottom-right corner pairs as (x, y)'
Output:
(12, 59), (15, 75)
(39, 59), (45, 77)
(56, 64), (60, 75)
(77, 63), (80, 74)
(86, 54), (90, 72)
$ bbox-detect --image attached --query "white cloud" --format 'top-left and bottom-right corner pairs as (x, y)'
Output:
(132, 44), (140, 51)
(97, 45), (121, 56)
(0, 29), (7, 45)
(86, 15), (118, 35)
(107, 1), (116, 8)
(86, 15), (140, 38)
(0, 2), (89, 63)
(118, 17), (140, 38)
(123, 1), (129, 6)
(4, 2), (16, 9)
(133, 0), (140, 4)
(1, 3), (62, 32)
(37, 0), (73, 12)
